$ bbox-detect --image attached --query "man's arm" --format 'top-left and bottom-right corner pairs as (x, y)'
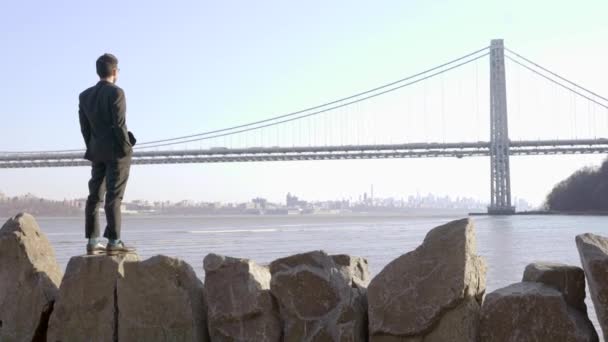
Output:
(78, 99), (91, 148)
(110, 88), (132, 149)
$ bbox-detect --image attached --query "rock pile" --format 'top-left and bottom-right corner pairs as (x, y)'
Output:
(3, 212), (608, 342)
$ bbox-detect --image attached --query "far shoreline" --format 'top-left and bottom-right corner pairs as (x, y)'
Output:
(7, 209), (608, 222)
(470, 210), (608, 216)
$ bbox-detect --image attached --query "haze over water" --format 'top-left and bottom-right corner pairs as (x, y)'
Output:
(7, 212), (606, 336)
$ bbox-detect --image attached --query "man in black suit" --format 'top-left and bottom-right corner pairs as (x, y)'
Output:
(79, 53), (136, 255)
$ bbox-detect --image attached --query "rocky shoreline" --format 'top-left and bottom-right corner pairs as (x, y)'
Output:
(0, 213), (606, 341)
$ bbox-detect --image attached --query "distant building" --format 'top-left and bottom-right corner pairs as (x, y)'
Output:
(251, 197), (267, 209)
(286, 193), (298, 207)
(286, 193), (308, 208)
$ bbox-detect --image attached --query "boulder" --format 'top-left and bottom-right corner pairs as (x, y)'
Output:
(479, 282), (598, 342)
(269, 250), (368, 342)
(47, 253), (138, 342)
(204, 253), (280, 342)
(577, 233), (608, 339)
(523, 262), (587, 313)
(118, 255), (208, 342)
(331, 254), (370, 288)
(367, 218), (486, 341)
(422, 297), (481, 342)
(0, 213), (62, 342)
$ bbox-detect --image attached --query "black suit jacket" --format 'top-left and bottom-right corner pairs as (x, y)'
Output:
(78, 80), (134, 162)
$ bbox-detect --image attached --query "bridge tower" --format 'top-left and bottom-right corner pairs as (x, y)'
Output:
(488, 39), (515, 214)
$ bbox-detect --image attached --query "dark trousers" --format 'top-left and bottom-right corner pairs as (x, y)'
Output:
(84, 155), (131, 240)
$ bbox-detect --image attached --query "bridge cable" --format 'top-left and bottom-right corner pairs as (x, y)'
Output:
(505, 56), (608, 110)
(133, 52), (491, 149)
(131, 46), (490, 147)
(505, 48), (608, 103)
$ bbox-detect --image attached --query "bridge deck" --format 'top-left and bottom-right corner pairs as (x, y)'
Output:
(1, 139), (606, 168)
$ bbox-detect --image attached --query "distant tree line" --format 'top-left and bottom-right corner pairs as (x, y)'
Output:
(0, 194), (82, 217)
(544, 158), (608, 211)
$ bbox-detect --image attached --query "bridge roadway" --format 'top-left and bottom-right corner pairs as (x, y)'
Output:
(1, 139), (607, 168)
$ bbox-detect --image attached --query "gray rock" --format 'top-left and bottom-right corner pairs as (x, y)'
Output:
(0, 213), (62, 342)
(576, 233), (608, 340)
(118, 255), (208, 342)
(367, 218), (486, 341)
(523, 262), (588, 313)
(47, 253), (138, 342)
(331, 254), (370, 288)
(269, 250), (368, 342)
(422, 297), (480, 342)
(204, 253), (280, 342)
(479, 282), (598, 342)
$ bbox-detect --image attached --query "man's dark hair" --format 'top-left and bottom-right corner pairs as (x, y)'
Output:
(96, 53), (118, 78)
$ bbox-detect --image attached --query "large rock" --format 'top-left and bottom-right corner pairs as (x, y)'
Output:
(204, 253), (280, 342)
(367, 218), (486, 341)
(523, 262), (588, 313)
(0, 213), (62, 342)
(577, 233), (608, 339)
(479, 282), (598, 342)
(118, 255), (208, 341)
(331, 254), (370, 288)
(269, 250), (368, 342)
(47, 253), (138, 342)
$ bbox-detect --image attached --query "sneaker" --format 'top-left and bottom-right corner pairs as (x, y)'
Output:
(86, 242), (106, 255)
(106, 240), (136, 255)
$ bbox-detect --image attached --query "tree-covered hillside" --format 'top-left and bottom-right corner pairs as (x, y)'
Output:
(545, 158), (608, 211)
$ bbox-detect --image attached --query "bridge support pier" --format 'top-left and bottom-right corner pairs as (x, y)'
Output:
(488, 39), (515, 215)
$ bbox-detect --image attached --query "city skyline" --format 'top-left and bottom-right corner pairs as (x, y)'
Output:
(0, 187), (533, 211)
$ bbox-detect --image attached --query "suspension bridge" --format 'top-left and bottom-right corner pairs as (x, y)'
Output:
(1, 39), (607, 214)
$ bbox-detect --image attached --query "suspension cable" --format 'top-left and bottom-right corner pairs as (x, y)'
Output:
(135, 52), (490, 149)
(131, 46), (490, 147)
(505, 56), (608, 110)
(505, 48), (608, 103)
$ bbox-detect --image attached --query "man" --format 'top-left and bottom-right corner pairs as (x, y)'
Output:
(79, 53), (136, 255)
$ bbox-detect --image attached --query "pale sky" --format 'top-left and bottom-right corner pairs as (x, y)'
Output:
(1, 0), (607, 206)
